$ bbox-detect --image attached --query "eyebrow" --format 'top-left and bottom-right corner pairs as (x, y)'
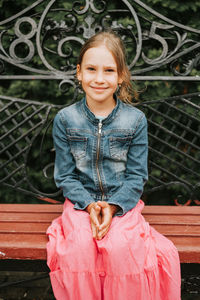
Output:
(84, 64), (117, 69)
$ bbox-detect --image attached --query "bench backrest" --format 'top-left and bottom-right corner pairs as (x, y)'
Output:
(0, 1), (200, 206)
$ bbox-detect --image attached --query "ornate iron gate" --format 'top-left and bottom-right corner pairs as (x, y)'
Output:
(0, 1), (200, 201)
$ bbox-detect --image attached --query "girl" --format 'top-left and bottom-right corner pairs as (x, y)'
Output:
(47, 30), (181, 300)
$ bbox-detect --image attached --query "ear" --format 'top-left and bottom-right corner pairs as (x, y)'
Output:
(118, 77), (123, 85)
(118, 70), (124, 85)
(76, 64), (82, 81)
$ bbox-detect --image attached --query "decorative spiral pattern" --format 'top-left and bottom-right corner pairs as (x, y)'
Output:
(0, 0), (199, 78)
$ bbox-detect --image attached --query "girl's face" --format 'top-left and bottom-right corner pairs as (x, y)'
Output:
(77, 45), (122, 106)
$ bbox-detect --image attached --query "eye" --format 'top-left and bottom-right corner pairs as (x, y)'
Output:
(87, 67), (95, 71)
(105, 68), (115, 72)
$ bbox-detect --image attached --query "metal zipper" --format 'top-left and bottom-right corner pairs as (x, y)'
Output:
(96, 120), (104, 201)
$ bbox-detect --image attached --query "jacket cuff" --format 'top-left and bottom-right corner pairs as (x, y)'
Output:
(107, 191), (140, 216)
(73, 200), (95, 211)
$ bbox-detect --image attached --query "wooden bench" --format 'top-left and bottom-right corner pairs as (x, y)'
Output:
(0, 203), (200, 270)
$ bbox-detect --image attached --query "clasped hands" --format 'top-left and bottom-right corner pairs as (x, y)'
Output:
(86, 201), (119, 240)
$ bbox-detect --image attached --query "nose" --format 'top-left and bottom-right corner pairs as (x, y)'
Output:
(95, 70), (105, 83)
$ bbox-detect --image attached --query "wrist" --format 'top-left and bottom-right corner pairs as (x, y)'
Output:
(109, 204), (120, 216)
(86, 202), (95, 214)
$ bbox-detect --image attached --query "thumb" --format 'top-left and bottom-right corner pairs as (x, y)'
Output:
(97, 201), (108, 208)
(94, 202), (101, 210)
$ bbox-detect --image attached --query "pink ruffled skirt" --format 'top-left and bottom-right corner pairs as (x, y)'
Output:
(46, 199), (181, 300)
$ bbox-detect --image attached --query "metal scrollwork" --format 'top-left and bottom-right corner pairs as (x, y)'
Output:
(77, 14), (102, 38)
(0, 0), (199, 80)
(193, 183), (200, 205)
(172, 52), (200, 76)
(72, 0), (106, 15)
(0, 95), (62, 198)
(0, 1), (200, 206)
(139, 93), (200, 206)
(58, 79), (79, 101)
(142, 22), (175, 64)
(0, 59), (5, 74)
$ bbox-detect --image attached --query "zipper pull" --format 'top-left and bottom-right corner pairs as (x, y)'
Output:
(98, 120), (102, 134)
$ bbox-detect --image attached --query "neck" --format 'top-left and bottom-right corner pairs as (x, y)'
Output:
(86, 97), (116, 117)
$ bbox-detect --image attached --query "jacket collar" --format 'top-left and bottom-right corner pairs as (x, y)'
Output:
(81, 95), (121, 125)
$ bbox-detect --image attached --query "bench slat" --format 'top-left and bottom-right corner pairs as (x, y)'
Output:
(1, 213), (199, 224)
(0, 235), (199, 262)
(1, 206), (199, 224)
(150, 224), (200, 236)
(0, 222), (49, 233)
(0, 212), (60, 222)
(2, 204), (198, 216)
(0, 222), (199, 236)
(1, 204), (199, 214)
(142, 205), (200, 215)
(144, 215), (200, 224)
(0, 234), (47, 260)
(0, 204), (63, 213)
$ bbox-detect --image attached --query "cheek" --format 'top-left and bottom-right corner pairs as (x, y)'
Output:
(110, 76), (119, 88)
(82, 73), (93, 84)
(109, 73), (119, 82)
(81, 75), (92, 92)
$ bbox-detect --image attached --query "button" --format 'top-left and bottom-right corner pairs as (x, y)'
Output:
(98, 271), (105, 277)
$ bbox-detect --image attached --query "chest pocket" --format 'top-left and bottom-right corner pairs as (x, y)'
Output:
(109, 137), (132, 161)
(67, 136), (87, 159)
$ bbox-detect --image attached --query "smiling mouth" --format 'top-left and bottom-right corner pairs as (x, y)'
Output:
(91, 86), (108, 90)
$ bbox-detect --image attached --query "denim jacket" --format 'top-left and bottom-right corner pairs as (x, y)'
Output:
(53, 97), (148, 216)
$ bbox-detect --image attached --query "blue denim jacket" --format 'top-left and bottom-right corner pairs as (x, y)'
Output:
(53, 97), (148, 216)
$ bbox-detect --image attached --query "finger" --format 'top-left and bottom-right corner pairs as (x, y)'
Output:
(91, 222), (96, 238)
(91, 222), (98, 239)
(94, 203), (101, 211)
(97, 226), (109, 240)
(97, 212), (102, 225)
(90, 209), (100, 236)
(90, 208), (100, 228)
(97, 201), (108, 208)
(94, 204), (101, 218)
(90, 208), (102, 239)
(99, 209), (111, 230)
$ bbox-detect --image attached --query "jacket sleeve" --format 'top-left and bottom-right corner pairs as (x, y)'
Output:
(107, 114), (148, 216)
(53, 112), (94, 209)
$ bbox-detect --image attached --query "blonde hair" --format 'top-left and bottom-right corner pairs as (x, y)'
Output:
(77, 30), (135, 104)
